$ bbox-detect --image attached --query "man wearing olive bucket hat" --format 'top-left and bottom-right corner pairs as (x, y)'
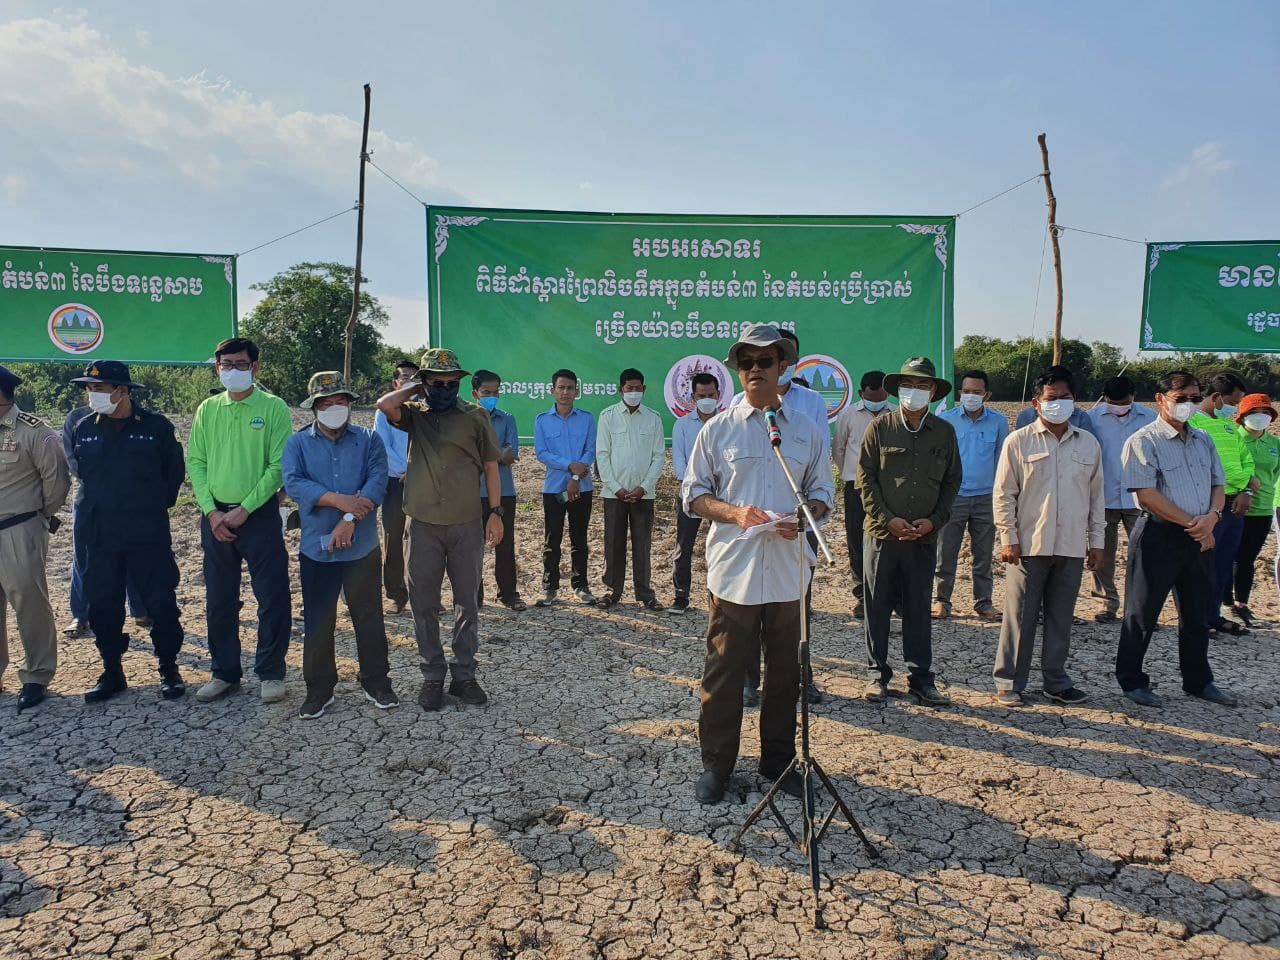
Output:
(856, 357), (962, 707)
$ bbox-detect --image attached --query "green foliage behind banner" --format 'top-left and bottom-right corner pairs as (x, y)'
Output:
(1141, 241), (1280, 352)
(0, 246), (237, 364)
(426, 206), (954, 437)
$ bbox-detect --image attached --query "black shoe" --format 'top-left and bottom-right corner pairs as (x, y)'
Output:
(16, 683), (46, 711)
(418, 681), (444, 711)
(1043, 687), (1088, 705)
(908, 682), (950, 707)
(449, 678), (488, 705)
(640, 597), (665, 611)
(595, 594), (620, 609)
(742, 683), (760, 708)
(159, 666), (186, 700)
(299, 690), (335, 719)
(804, 677), (825, 705)
(134, 616), (154, 629)
(696, 771), (726, 805)
(1192, 682), (1238, 707)
(667, 597), (690, 616)
(361, 678), (400, 710)
(760, 765), (804, 799)
(1123, 686), (1162, 707)
(84, 670), (128, 704)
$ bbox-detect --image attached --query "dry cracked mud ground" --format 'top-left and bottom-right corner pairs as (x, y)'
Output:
(2, 406), (1279, 959)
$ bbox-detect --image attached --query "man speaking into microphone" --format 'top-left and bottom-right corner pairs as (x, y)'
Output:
(682, 324), (835, 805)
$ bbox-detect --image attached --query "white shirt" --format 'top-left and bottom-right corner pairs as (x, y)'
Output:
(682, 403), (835, 605)
(832, 400), (890, 479)
(596, 401), (665, 500)
(732, 382), (831, 463)
(672, 410), (714, 482)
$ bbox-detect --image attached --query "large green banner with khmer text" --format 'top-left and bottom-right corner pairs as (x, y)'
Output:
(1141, 240), (1280, 352)
(0, 246), (237, 364)
(426, 207), (954, 438)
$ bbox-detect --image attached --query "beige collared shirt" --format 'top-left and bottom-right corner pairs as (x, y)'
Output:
(597, 401), (665, 500)
(994, 419), (1106, 557)
(0, 405), (70, 521)
(832, 400), (889, 478)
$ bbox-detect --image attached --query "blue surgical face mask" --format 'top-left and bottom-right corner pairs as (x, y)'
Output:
(477, 395), (499, 412)
(862, 398), (888, 412)
(1219, 403), (1237, 420)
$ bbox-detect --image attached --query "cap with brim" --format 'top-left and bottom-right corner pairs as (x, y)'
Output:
(1236, 393), (1276, 423)
(301, 371), (359, 410)
(883, 357), (952, 400)
(723, 323), (799, 371)
(71, 360), (144, 390)
(418, 347), (470, 377)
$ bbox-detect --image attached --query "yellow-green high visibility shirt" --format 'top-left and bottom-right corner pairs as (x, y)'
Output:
(187, 386), (292, 515)
(1189, 411), (1255, 496)
(1241, 427), (1280, 516)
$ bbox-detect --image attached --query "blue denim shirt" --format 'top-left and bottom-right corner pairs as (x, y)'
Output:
(940, 405), (1009, 497)
(534, 405), (596, 494)
(283, 423), (388, 563)
(374, 408), (408, 478)
(1088, 402), (1156, 509)
(479, 407), (519, 499)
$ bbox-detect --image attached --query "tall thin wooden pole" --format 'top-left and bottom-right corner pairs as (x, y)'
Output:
(1037, 133), (1064, 365)
(343, 83), (371, 382)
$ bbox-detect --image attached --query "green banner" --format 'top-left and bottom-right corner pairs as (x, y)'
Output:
(426, 206), (954, 437)
(0, 246), (237, 364)
(1141, 240), (1280, 352)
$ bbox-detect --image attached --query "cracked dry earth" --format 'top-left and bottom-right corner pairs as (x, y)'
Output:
(3, 408), (1280, 959)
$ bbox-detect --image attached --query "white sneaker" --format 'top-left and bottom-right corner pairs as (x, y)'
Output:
(195, 678), (240, 703)
(260, 680), (287, 703)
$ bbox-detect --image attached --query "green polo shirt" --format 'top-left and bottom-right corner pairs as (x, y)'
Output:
(187, 386), (292, 515)
(1240, 427), (1280, 516)
(1189, 412), (1255, 496)
(856, 410), (962, 543)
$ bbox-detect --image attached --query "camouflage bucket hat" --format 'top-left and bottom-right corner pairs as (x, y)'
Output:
(418, 347), (470, 377)
(300, 371), (358, 409)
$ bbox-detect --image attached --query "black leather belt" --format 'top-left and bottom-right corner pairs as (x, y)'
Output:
(214, 500), (241, 512)
(0, 511), (38, 531)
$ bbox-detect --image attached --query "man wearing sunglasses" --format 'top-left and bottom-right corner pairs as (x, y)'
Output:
(1117, 370), (1237, 708)
(376, 348), (504, 712)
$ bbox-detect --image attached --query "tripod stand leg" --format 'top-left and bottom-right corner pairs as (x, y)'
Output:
(811, 758), (879, 859)
(729, 757), (799, 852)
(803, 762), (825, 929)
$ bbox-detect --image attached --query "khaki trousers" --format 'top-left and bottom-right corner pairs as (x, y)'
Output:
(0, 516), (58, 686)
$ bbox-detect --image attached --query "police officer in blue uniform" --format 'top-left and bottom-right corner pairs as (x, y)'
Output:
(69, 361), (188, 702)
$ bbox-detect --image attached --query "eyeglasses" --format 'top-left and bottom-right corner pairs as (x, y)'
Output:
(1167, 395), (1203, 404)
(216, 360), (253, 372)
(737, 356), (777, 371)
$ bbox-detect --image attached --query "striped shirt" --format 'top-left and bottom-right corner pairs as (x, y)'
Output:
(1121, 417), (1224, 518)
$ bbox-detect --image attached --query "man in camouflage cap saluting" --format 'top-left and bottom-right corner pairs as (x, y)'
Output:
(376, 348), (504, 711)
(0, 364), (71, 711)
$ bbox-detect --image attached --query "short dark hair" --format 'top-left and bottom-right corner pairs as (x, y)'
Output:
(779, 329), (799, 351)
(471, 369), (500, 392)
(1033, 365), (1075, 398)
(958, 369), (989, 391)
(860, 370), (886, 391)
(395, 359), (419, 373)
(551, 368), (578, 387)
(1207, 372), (1246, 397)
(618, 367), (645, 388)
(1157, 370), (1200, 395)
(214, 337), (259, 363)
(691, 372), (719, 391)
(1102, 376), (1135, 402)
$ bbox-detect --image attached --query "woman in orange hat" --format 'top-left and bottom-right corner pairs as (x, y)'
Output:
(1230, 393), (1280, 625)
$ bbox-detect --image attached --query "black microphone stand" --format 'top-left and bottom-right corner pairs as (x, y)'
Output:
(729, 412), (879, 929)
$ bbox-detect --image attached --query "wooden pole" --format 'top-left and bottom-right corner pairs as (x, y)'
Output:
(343, 83), (371, 382)
(1038, 133), (1064, 365)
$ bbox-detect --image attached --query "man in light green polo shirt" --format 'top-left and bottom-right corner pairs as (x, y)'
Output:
(187, 337), (295, 703)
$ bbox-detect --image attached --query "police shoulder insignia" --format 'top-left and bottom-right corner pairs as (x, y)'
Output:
(17, 411), (44, 428)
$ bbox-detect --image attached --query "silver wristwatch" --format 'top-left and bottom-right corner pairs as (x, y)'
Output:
(342, 512), (356, 523)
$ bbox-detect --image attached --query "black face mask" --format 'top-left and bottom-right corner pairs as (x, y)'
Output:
(426, 381), (459, 410)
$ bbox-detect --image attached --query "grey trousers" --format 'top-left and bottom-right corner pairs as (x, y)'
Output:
(934, 494), (996, 611)
(406, 518), (484, 683)
(993, 555), (1083, 693)
(1088, 508), (1139, 613)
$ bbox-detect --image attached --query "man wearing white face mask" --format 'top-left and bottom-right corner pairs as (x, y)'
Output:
(669, 371), (722, 615)
(282, 372), (394, 719)
(833, 370), (892, 617)
(596, 368), (666, 610)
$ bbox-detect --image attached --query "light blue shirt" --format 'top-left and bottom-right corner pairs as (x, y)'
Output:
(672, 410), (714, 482)
(374, 408), (408, 479)
(1015, 405), (1098, 439)
(534, 405), (596, 494)
(479, 407), (519, 499)
(1089, 402), (1157, 509)
(282, 424), (388, 563)
(939, 405), (1009, 497)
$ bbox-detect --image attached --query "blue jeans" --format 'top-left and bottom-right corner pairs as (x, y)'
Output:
(70, 503), (147, 621)
(1207, 501), (1245, 628)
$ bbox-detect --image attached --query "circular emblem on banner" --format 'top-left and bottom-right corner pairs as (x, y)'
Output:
(664, 354), (733, 418)
(47, 303), (104, 355)
(795, 354), (852, 421)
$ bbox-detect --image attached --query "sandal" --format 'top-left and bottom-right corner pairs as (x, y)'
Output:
(596, 596), (620, 609)
(503, 597), (528, 612)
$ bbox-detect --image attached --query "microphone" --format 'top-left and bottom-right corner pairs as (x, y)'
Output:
(764, 407), (782, 447)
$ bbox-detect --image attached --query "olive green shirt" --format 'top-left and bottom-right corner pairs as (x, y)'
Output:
(393, 400), (500, 526)
(856, 410), (962, 543)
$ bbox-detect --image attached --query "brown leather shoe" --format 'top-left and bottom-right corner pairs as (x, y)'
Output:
(931, 601), (951, 619)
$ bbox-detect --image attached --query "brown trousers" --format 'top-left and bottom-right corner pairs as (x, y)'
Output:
(699, 593), (801, 779)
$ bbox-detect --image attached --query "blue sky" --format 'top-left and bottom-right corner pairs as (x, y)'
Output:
(1, 1), (1276, 352)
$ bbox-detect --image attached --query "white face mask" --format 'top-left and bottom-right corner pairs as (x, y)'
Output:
(898, 387), (932, 412)
(1243, 412), (1271, 433)
(1106, 402), (1132, 417)
(959, 393), (985, 412)
(1169, 401), (1195, 423)
(88, 390), (119, 415)
(316, 405), (350, 430)
(862, 398), (888, 412)
(622, 391), (644, 408)
(219, 368), (254, 393)
(1039, 398), (1074, 424)
(695, 397), (720, 415)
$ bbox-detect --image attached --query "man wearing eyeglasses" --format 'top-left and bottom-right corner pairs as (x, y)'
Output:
(187, 337), (294, 705)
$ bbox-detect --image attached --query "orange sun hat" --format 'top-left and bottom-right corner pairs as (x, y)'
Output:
(1235, 393), (1276, 423)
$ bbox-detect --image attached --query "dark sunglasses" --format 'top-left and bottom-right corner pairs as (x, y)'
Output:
(1166, 394), (1203, 404)
(423, 379), (459, 390)
(737, 356), (777, 371)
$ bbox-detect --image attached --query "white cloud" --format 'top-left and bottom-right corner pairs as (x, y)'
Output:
(1160, 141), (1232, 190)
(0, 15), (441, 196)
(578, 181), (594, 191)
(0, 174), (25, 203)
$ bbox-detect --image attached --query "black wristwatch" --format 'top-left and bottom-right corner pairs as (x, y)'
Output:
(490, 504), (505, 518)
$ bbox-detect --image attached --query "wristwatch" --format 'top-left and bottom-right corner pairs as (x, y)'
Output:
(342, 512), (356, 523)
(491, 504), (505, 518)
(571, 472), (584, 481)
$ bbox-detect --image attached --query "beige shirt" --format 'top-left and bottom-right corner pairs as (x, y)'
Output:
(994, 419), (1106, 557)
(596, 401), (665, 500)
(0, 405), (70, 521)
(833, 401), (889, 478)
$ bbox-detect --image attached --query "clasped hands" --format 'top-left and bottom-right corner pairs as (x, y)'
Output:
(888, 517), (934, 542)
(1183, 512), (1217, 552)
